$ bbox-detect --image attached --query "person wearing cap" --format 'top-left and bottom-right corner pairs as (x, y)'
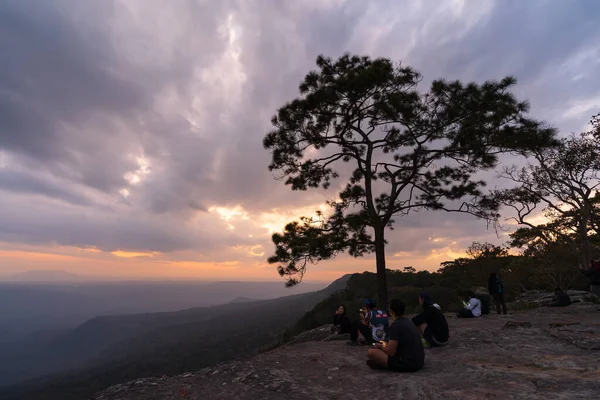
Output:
(411, 292), (449, 348)
(347, 298), (389, 346)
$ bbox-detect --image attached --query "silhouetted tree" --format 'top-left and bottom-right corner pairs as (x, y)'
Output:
(589, 111), (599, 139)
(496, 126), (600, 268)
(263, 53), (557, 306)
(466, 241), (509, 259)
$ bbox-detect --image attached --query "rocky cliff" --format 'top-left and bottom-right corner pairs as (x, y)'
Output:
(93, 302), (600, 400)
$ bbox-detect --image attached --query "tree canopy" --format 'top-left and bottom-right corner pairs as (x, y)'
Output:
(263, 53), (557, 305)
(495, 127), (600, 267)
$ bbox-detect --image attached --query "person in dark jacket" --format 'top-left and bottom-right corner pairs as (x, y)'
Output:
(549, 287), (572, 307)
(331, 305), (351, 334)
(580, 259), (600, 297)
(488, 272), (507, 315)
(411, 292), (449, 348)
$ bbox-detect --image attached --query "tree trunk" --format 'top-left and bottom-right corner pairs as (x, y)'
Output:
(578, 206), (592, 269)
(374, 227), (389, 309)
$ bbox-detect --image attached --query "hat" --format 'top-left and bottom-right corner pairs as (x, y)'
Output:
(419, 292), (433, 306)
(363, 298), (376, 308)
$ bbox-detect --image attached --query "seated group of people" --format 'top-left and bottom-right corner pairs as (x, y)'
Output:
(331, 292), (449, 373)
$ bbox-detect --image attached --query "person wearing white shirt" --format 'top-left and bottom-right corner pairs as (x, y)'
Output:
(457, 291), (482, 318)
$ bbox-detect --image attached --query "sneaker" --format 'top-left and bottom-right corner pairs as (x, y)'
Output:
(421, 338), (431, 348)
(346, 340), (359, 346)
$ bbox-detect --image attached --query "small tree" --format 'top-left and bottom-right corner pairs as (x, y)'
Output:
(466, 241), (509, 259)
(496, 126), (600, 268)
(263, 54), (557, 306)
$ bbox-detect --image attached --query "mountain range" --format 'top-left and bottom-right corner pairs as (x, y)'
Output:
(0, 274), (351, 400)
(3, 270), (86, 282)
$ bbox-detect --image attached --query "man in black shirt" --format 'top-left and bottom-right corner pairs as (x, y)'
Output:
(411, 292), (449, 347)
(366, 299), (424, 372)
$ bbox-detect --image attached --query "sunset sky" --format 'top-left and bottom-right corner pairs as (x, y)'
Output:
(1, 0), (599, 282)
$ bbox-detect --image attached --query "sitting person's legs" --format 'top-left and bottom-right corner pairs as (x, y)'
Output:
(423, 326), (447, 346)
(415, 322), (431, 347)
(457, 308), (474, 318)
(349, 320), (374, 344)
(357, 322), (375, 344)
(367, 349), (420, 372)
(367, 348), (388, 369)
(349, 319), (360, 342)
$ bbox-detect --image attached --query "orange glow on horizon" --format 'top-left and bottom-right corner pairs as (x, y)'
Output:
(111, 250), (159, 258)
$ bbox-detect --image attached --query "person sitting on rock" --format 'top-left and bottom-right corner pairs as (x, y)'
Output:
(347, 299), (389, 346)
(330, 305), (352, 335)
(366, 298), (424, 372)
(488, 272), (508, 315)
(411, 292), (449, 348)
(549, 287), (572, 307)
(456, 291), (482, 318)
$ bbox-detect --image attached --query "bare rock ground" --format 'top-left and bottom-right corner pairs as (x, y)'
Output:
(93, 303), (600, 400)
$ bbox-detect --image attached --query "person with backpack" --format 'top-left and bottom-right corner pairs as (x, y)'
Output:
(347, 299), (389, 346)
(580, 259), (600, 297)
(488, 272), (507, 315)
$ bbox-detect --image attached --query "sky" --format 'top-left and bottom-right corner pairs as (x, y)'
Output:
(1, 0), (599, 282)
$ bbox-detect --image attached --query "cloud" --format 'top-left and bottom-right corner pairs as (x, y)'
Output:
(0, 0), (599, 278)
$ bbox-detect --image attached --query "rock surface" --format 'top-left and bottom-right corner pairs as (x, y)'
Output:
(93, 303), (600, 400)
(515, 290), (599, 306)
(285, 325), (350, 345)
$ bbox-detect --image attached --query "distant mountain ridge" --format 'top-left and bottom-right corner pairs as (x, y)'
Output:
(228, 296), (256, 304)
(5, 270), (84, 282)
(0, 274), (351, 400)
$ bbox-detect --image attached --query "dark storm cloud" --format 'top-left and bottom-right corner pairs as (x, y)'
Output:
(0, 0), (598, 255)
(0, 0), (232, 195)
(397, 0), (600, 127)
(0, 167), (91, 206)
(0, 1), (143, 165)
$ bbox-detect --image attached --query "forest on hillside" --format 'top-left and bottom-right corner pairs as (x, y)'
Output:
(283, 237), (599, 342)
